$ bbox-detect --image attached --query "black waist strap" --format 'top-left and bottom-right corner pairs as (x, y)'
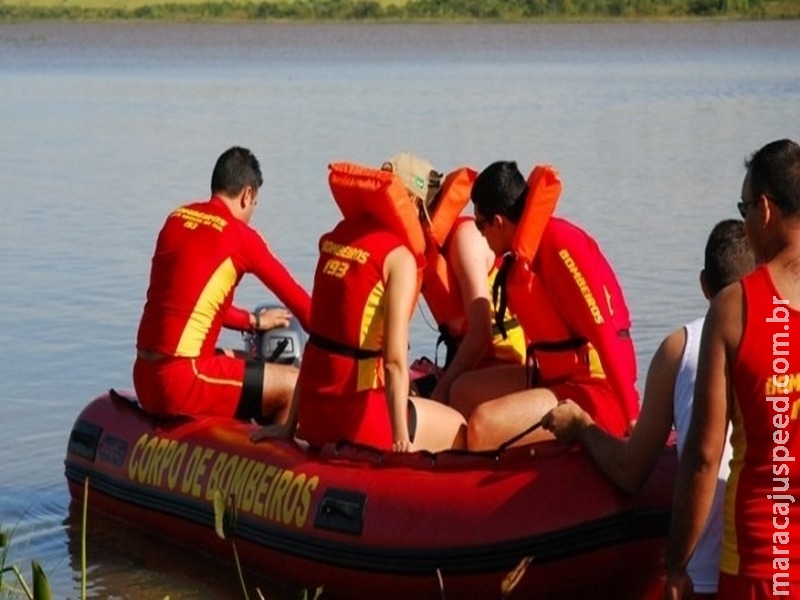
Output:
(308, 333), (382, 360)
(525, 337), (589, 389)
(526, 337), (588, 354)
(436, 317), (522, 369)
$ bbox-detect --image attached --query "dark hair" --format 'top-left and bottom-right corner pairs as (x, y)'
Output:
(471, 161), (527, 223)
(745, 138), (800, 218)
(210, 146), (263, 197)
(704, 219), (754, 297)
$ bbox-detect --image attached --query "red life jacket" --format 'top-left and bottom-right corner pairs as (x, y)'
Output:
(303, 162), (427, 389)
(495, 165), (640, 424)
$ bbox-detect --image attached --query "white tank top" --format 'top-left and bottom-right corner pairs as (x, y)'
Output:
(673, 317), (732, 593)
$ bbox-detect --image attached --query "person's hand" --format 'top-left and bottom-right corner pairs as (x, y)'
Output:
(392, 439), (414, 453)
(664, 569), (693, 600)
(255, 307), (292, 331)
(540, 399), (593, 443)
(250, 423), (293, 443)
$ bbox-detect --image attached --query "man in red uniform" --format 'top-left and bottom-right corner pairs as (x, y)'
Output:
(454, 160), (639, 450)
(133, 146), (311, 422)
(665, 139), (800, 599)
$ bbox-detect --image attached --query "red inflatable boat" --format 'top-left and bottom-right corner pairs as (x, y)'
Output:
(65, 388), (675, 599)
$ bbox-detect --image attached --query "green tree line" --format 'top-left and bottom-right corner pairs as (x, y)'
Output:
(1, 0), (798, 22)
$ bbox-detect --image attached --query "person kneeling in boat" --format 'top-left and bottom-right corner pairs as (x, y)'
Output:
(452, 160), (640, 450)
(542, 219), (754, 600)
(382, 152), (526, 403)
(252, 160), (467, 452)
(133, 146), (311, 424)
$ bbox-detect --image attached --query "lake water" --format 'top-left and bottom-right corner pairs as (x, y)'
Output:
(1, 19), (799, 598)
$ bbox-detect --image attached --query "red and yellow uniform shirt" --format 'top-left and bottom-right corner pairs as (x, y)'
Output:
(725, 265), (800, 582)
(297, 219), (410, 449)
(133, 197), (311, 417)
(136, 197), (310, 357)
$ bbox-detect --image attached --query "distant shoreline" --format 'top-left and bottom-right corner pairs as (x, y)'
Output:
(2, 0), (799, 23)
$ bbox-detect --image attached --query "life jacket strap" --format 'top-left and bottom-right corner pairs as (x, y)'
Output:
(525, 337), (589, 389)
(307, 333), (382, 360)
(491, 253), (515, 339)
(492, 318), (520, 337)
(526, 337), (588, 354)
(436, 316), (521, 369)
(435, 324), (458, 370)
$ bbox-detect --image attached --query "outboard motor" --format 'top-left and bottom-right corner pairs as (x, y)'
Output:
(244, 304), (306, 366)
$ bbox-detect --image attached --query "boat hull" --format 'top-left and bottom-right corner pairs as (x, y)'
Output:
(65, 390), (675, 599)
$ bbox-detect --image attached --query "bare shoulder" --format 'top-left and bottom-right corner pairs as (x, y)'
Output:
(448, 219), (494, 274)
(641, 326), (685, 412)
(705, 281), (744, 345)
(383, 243), (416, 282)
(385, 243), (415, 268)
(449, 219), (486, 254)
(655, 326), (688, 367)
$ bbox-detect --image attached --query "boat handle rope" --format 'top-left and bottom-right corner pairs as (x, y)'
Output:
(495, 419), (543, 453)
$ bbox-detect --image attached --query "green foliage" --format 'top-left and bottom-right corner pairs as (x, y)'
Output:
(31, 562), (51, 600)
(0, 528), (38, 600)
(688, 0), (722, 15)
(0, 0), (797, 21)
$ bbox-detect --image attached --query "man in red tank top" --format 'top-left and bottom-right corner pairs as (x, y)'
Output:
(133, 146), (311, 422)
(665, 139), (800, 599)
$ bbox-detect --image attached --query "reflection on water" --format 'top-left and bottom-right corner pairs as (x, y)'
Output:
(62, 500), (301, 599)
(1, 19), (799, 598)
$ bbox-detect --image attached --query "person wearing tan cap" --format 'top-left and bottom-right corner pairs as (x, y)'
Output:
(252, 159), (466, 453)
(382, 153), (526, 405)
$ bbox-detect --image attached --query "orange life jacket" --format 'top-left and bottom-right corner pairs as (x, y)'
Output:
(328, 162), (426, 268)
(493, 164), (562, 340)
(420, 168), (526, 367)
(494, 164), (639, 423)
(420, 167), (475, 328)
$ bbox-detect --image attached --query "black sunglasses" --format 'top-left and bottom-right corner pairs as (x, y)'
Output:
(737, 196), (763, 218)
(737, 202), (747, 218)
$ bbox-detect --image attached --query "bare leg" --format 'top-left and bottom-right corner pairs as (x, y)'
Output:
(467, 387), (558, 451)
(409, 397), (467, 452)
(260, 363), (299, 424)
(450, 363), (529, 419)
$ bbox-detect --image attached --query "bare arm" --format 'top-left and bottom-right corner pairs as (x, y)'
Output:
(665, 286), (739, 591)
(431, 223), (494, 402)
(383, 245), (417, 452)
(543, 327), (682, 494)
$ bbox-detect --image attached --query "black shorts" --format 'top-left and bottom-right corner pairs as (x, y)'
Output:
(235, 360), (265, 420)
(407, 398), (418, 443)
